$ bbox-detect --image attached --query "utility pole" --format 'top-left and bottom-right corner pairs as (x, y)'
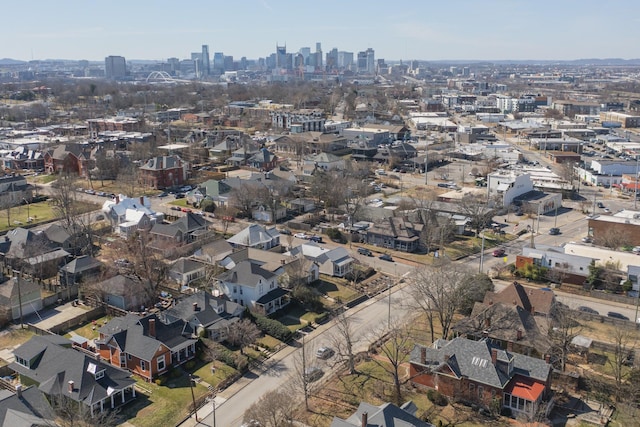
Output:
(424, 145), (428, 185)
(189, 375), (198, 423)
(635, 154), (639, 210)
(478, 232), (485, 273)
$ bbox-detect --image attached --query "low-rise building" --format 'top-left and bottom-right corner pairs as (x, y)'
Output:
(138, 155), (189, 189)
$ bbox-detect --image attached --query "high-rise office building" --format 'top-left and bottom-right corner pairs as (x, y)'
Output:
(276, 44), (287, 69)
(213, 52), (225, 74)
(105, 55), (127, 79)
(315, 42), (323, 70)
(201, 45), (210, 76)
(337, 51), (354, 70)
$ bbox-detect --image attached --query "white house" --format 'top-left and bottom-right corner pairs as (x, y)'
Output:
(487, 172), (534, 207)
(285, 243), (354, 277)
(302, 152), (345, 175)
(102, 195), (163, 236)
(227, 224), (280, 250)
(216, 260), (288, 315)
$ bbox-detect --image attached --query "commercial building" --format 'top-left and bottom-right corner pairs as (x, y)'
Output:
(105, 55), (127, 79)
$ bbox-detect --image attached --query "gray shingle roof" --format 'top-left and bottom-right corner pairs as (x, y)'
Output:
(9, 335), (135, 408)
(331, 401), (433, 427)
(217, 260), (275, 287)
(410, 337), (550, 390)
(0, 385), (55, 427)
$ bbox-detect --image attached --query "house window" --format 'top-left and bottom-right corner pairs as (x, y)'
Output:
(469, 383), (475, 393)
(127, 354), (131, 360)
(240, 288), (243, 295)
(157, 355), (166, 372)
(15, 357), (29, 368)
(477, 386), (484, 399)
(258, 284), (264, 294)
(140, 360), (146, 371)
(233, 286), (237, 293)
(95, 370), (105, 380)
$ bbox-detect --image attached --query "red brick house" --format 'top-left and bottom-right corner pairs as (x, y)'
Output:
(43, 143), (93, 177)
(138, 155), (189, 189)
(96, 313), (197, 382)
(409, 337), (552, 420)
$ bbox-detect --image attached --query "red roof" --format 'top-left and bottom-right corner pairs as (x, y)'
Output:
(622, 182), (640, 190)
(505, 375), (546, 401)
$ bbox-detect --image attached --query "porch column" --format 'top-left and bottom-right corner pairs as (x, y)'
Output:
(121, 390), (125, 403)
(111, 394), (115, 409)
(100, 399), (104, 413)
(132, 385), (136, 397)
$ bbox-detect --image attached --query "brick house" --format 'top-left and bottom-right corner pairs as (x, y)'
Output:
(97, 313), (197, 382)
(409, 337), (552, 420)
(138, 155), (188, 189)
(451, 281), (555, 358)
(365, 217), (422, 253)
(43, 143), (93, 177)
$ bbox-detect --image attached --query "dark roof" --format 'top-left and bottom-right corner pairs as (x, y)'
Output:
(161, 291), (242, 329)
(150, 223), (182, 238)
(98, 313), (196, 361)
(171, 213), (210, 234)
(170, 258), (206, 275)
(255, 287), (288, 305)
(410, 337), (551, 390)
(331, 401), (433, 427)
(4, 228), (55, 259)
(42, 223), (71, 245)
(0, 385), (56, 427)
(60, 255), (102, 274)
(217, 260), (276, 286)
(9, 335), (135, 408)
(0, 276), (41, 304)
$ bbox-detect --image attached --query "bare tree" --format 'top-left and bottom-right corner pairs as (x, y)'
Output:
(408, 261), (474, 342)
(242, 389), (294, 427)
(48, 393), (120, 427)
(596, 229), (630, 250)
(548, 303), (581, 372)
(608, 328), (636, 402)
(459, 194), (492, 237)
(369, 321), (414, 406)
(50, 172), (79, 230)
(330, 309), (359, 374)
(290, 336), (316, 411)
(226, 318), (261, 355)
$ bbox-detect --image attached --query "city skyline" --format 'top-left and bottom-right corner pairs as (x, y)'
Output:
(3, 0), (640, 62)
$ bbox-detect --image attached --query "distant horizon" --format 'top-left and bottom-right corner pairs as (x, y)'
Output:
(2, 1), (640, 62)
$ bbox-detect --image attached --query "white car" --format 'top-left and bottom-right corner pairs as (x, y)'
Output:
(316, 347), (334, 359)
(294, 233), (309, 239)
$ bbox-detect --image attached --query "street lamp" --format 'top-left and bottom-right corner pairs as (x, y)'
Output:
(211, 388), (217, 427)
(189, 374), (198, 423)
(23, 199), (30, 222)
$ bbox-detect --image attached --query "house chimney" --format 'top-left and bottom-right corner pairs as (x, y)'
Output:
(68, 380), (74, 393)
(484, 317), (490, 328)
(544, 354), (551, 364)
(420, 347), (426, 364)
(361, 412), (368, 427)
(443, 354), (451, 362)
(516, 329), (523, 341)
(16, 384), (22, 398)
(491, 348), (498, 365)
(115, 195), (120, 204)
(507, 341), (513, 351)
(140, 196), (144, 205)
(149, 318), (156, 338)
(193, 302), (198, 311)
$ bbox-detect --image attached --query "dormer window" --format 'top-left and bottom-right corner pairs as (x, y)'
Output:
(87, 362), (105, 380)
(15, 356), (29, 368)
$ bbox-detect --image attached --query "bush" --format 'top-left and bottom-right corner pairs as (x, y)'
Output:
(314, 312), (329, 324)
(326, 228), (346, 243)
(201, 199), (216, 213)
(427, 389), (448, 406)
(184, 360), (196, 370)
(252, 314), (293, 342)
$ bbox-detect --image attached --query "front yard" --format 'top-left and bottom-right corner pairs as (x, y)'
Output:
(0, 199), (98, 233)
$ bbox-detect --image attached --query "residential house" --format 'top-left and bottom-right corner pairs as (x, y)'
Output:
(89, 275), (151, 311)
(43, 143), (93, 177)
(247, 147), (278, 171)
(10, 335), (137, 416)
(227, 224), (280, 250)
(208, 134), (252, 163)
(409, 337), (552, 420)
(0, 276), (42, 323)
(59, 255), (103, 286)
(225, 141), (261, 167)
(286, 243), (354, 278)
(1, 146), (45, 170)
(0, 174), (32, 208)
(138, 155), (188, 189)
(220, 247), (319, 287)
(366, 217), (422, 252)
(252, 204), (287, 223)
(362, 124), (411, 142)
(102, 195), (163, 236)
(302, 152), (345, 176)
(97, 313), (197, 382)
(168, 257), (208, 288)
(216, 260), (289, 314)
(159, 291), (244, 342)
(149, 212), (211, 250)
(186, 179), (231, 206)
(193, 239), (234, 264)
(0, 385), (56, 426)
(331, 401), (433, 427)
(452, 282), (555, 358)
(0, 227), (69, 278)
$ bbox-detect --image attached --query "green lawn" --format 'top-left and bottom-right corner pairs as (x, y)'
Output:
(315, 279), (359, 303)
(256, 335), (282, 351)
(64, 315), (113, 340)
(193, 360), (238, 388)
(169, 199), (190, 207)
(29, 174), (58, 184)
(0, 200), (99, 233)
(126, 372), (209, 427)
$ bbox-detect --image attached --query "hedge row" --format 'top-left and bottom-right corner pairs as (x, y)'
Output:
(253, 314), (293, 342)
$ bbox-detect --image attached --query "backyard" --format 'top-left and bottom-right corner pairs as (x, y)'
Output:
(0, 199), (99, 233)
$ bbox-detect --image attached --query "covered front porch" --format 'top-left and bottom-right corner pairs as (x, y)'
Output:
(90, 383), (137, 416)
(255, 287), (290, 315)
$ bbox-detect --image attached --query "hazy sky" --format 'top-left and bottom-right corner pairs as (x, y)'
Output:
(3, 0), (640, 62)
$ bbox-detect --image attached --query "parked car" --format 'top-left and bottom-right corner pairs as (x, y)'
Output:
(316, 347), (334, 359)
(303, 367), (324, 382)
(157, 192), (168, 198)
(278, 228), (292, 235)
(308, 236), (323, 243)
(597, 202), (605, 208)
(294, 233), (309, 239)
(607, 311), (629, 320)
(170, 206), (181, 211)
(581, 236), (593, 243)
(175, 193), (186, 199)
(379, 253), (393, 262)
(549, 227), (560, 235)
(181, 208), (192, 213)
(633, 246), (640, 254)
(492, 248), (506, 257)
(578, 306), (599, 315)
(358, 248), (373, 257)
